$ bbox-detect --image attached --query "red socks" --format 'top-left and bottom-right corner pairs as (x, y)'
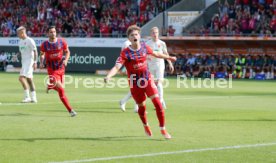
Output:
(151, 97), (165, 127)
(54, 86), (72, 112)
(138, 105), (147, 125)
(138, 97), (165, 127)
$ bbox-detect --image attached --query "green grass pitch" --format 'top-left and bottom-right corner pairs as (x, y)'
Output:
(0, 72), (276, 163)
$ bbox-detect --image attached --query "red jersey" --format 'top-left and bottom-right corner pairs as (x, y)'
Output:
(40, 38), (68, 71)
(116, 43), (153, 81)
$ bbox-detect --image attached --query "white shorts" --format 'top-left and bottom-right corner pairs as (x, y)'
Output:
(20, 61), (34, 78)
(148, 63), (165, 81)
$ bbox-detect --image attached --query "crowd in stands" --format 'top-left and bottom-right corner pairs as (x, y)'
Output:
(0, 0), (180, 37)
(184, 0), (276, 36)
(166, 53), (276, 79)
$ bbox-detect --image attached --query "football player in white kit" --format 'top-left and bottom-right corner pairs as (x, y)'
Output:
(119, 27), (174, 112)
(146, 27), (174, 109)
(17, 26), (38, 103)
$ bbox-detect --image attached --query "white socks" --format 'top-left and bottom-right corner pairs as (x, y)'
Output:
(157, 82), (164, 103)
(160, 127), (166, 130)
(31, 91), (37, 100)
(121, 92), (132, 104)
(24, 89), (30, 99)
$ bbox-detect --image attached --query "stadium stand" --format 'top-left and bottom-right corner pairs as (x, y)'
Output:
(1, 0), (275, 80)
(0, 0), (181, 37)
(185, 0), (276, 36)
(158, 0), (276, 80)
(167, 52), (276, 80)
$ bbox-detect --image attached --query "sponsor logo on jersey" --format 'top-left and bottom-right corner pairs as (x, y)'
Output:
(50, 53), (59, 58)
(133, 61), (146, 70)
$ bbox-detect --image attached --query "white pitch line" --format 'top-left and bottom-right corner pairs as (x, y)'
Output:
(0, 100), (119, 106)
(48, 142), (276, 163)
(0, 96), (256, 106)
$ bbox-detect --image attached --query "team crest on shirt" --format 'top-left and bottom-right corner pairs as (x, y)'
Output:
(20, 46), (26, 51)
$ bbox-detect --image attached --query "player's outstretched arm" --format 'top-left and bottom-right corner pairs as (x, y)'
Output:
(167, 60), (174, 74)
(162, 49), (175, 74)
(152, 51), (176, 62)
(104, 64), (122, 83)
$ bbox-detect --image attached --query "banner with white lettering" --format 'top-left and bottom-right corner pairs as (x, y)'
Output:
(0, 46), (120, 72)
(168, 11), (200, 35)
(67, 47), (120, 72)
(1, 38), (126, 47)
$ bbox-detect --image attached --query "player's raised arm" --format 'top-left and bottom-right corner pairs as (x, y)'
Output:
(105, 51), (126, 83)
(162, 44), (174, 74)
(151, 51), (176, 62)
(146, 44), (176, 61)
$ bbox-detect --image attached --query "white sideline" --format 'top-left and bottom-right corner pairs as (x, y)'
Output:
(0, 96), (255, 106)
(48, 142), (276, 163)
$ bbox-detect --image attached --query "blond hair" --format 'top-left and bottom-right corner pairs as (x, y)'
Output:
(16, 26), (26, 32)
(126, 25), (141, 37)
(151, 26), (159, 32)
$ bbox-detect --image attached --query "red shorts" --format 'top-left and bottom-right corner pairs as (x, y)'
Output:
(130, 78), (158, 104)
(47, 68), (65, 88)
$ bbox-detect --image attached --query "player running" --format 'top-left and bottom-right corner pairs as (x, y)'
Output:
(40, 26), (77, 117)
(119, 27), (174, 112)
(17, 26), (38, 103)
(146, 27), (174, 109)
(105, 25), (176, 139)
(118, 39), (139, 112)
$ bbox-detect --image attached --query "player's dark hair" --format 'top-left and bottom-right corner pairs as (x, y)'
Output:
(47, 26), (56, 32)
(126, 25), (141, 37)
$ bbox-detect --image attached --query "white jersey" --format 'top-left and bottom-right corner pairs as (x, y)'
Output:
(18, 37), (37, 65)
(120, 40), (131, 73)
(121, 40), (131, 50)
(146, 39), (167, 66)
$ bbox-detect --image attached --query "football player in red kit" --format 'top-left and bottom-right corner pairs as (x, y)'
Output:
(40, 26), (77, 117)
(104, 25), (176, 139)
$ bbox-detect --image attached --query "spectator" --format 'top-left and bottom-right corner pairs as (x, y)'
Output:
(270, 15), (276, 32)
(0, 0), (181, 37)
(0, 51), (8, 71)
(184, 53), (196, 77)
(167, 25), (176, 36)
(187, 0), (276, 37)
(174, 54), (186, 75)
